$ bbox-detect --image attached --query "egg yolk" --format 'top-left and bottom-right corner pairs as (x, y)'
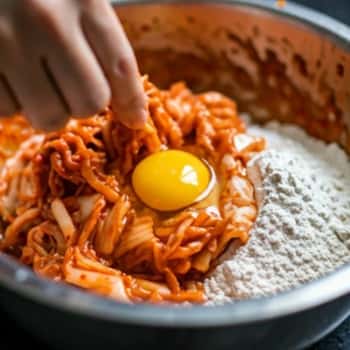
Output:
(132, 150), (211, 211)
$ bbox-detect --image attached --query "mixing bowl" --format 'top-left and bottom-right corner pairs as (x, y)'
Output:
(1, 1), (350, 349)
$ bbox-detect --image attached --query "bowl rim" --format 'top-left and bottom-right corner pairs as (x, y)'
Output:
(1, 0), (350, 328)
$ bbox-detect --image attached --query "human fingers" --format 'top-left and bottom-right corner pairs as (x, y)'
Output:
(81, 0), (147, 129)
(0, 74), (18, 117)
(6, 58), (69, 131)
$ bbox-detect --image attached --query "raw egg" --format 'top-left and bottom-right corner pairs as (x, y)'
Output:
(132, 150), (213, 211)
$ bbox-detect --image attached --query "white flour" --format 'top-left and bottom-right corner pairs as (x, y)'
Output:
(204, 121), (350, 304)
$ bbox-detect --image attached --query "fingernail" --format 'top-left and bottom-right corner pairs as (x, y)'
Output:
(134, 108), (148, 129)
(118, 106), (148, 130)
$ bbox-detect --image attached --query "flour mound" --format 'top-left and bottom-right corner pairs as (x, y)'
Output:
(204, 122), (350, 304)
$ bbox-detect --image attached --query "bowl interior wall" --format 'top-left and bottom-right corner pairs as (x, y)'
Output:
(118, 3), (350, 152)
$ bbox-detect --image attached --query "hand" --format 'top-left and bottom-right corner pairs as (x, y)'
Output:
(0, 0), (147, 130)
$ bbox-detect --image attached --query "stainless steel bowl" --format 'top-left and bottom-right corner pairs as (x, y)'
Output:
(1, 1), (350, 349)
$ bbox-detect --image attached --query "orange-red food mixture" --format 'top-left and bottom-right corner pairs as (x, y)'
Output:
(0, 78), (265, 303)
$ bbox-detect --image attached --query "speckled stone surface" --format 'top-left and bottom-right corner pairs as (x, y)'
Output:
(1, 1), (350, 350)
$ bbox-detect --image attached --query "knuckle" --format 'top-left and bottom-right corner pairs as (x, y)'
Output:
(0, 21), (17, 55)
(0, 20), (14, 44)
(23, 0), (61, 32)
(111, 54), (138, 79)
(24, 0), (53, 18)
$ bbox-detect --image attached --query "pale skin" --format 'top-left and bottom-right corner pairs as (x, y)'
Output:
(0, 0), (147, 131)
